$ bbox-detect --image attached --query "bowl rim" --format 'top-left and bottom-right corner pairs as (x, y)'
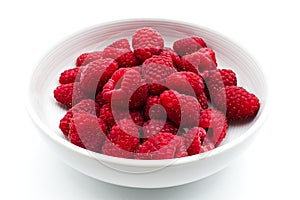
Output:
(26, 18), (270, 168)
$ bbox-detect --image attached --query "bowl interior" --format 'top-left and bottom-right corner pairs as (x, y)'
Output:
(28, 20), (267, 159)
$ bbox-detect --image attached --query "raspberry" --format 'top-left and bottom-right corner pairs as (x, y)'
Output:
(173, 37), (207, 56)
(166, 71), (204, 96)
(197, 92), (208, 109)
(79, 58), (118, 96)
(142, 55), (176, 95)
(213, 86), (260, 120)
(199, 108), (227, 146)
(76, 51), (103, 67)
(181, 48), (217, 74)
(182, 127), (207, 155)
(100, 103), (144, 129)
(53, 82), (87, 108)
(104, 118), (140, 154)
(99, 104), (117, 129)
(142, 120), (179, 138)
(144, 95), (166, 120)
(103, 47), (139, 68)
(68, 112), (107, 152)
(129, 110), (144, 127)
(59, 99), (100, 136)
(199, 48), (217, 66)
(59, 67), (82, 84)
(202, 69), (237, 99)
(102, 68), (148, 109)
(135, 132), (188, 160)
(132, 27), (164, 61)
(160, 48), (182, 70)
(101, 140), (135, 159)
(160, 90), (202, 127)
(107, 38), (131, 50)
(95, 91), (106, 108)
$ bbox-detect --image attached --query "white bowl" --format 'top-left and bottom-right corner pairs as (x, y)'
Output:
(26, 19), (269, 188)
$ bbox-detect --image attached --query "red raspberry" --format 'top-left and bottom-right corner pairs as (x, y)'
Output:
(142, 55), (176, 95)
(160, 48), (182, 70)
(135, 132), (188, 160)
(197, 92), (208, 109)
(142, 120), (179, 138)
(173, 37), (207, 56)
(144, 95), (166, 120)
(59, 99), (100, 136)
(95, 92), (106, 108)
(199, 108), (227, 146)
(107, 38), (131, 50)
(199, 48), (217, 66)
(100, 103), (144, 129)
(59, 67), (82, 84)
(103, 47), (139, 68)
(79, 58), (118, 96)
(99, 103), (118, 129)
(53, 82), (87, 108)
(182, 127), (207, 155)
(104, 118), (140, 155)
(68, 112), (107, 152)
(129, 110), (144, 127)
(101, 140), (135, 159)
(181, 48), (217, 74)
(102, 68), (148, 109)
(213, 86), (260, 120)
(202, 69), (237, 99)
(160, 90), (202, 127)
(166, 71), (204, 96)
(132, 27), (164, 61)
(76, 51), (103, 67)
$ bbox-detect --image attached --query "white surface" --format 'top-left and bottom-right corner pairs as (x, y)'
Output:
(0, 0), (299, 199)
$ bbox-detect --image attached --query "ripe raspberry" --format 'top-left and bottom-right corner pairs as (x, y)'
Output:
(197, 92), (208, 109)
(68, 112), (107, 152)
(105, 118), (140, 154)
(101, 140), (135, 159)
(199, 108), (227, 146)
(53, 82), (87, 108)
(181, 48), (217, 74)
(182, 127), (207, 155)
(144, 95), (166, 120)
(59, 99), (100, 136)
(103, 47), (139, 68)
(135, 132), (188, 160)
(142, 55), (176, 95)
(166, 71), (204, 96)
(79, 58), (118, 96)
(132, 27), (164, 61)
(100, 103), (144, 129)
(202, 69), (237, 99)
(107, 38), (131, 50)
(199, 48), (217, 66)
(160, 48), (182, 70)
(213, 86), (260, 120)
(160, 90), (202, 127)
(59, 67), (82, 84)
(76, 51), (103, 67)
(95, 91), (106, 108)
(142, 120), (179, 138)
(173, 37), (207, 56)
(102, 68), (148, 109)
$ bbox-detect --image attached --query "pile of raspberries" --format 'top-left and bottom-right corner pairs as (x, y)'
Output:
(54, 27), (260, 160)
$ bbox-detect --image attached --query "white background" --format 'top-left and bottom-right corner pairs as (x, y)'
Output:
(0, 0), (299, 199)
